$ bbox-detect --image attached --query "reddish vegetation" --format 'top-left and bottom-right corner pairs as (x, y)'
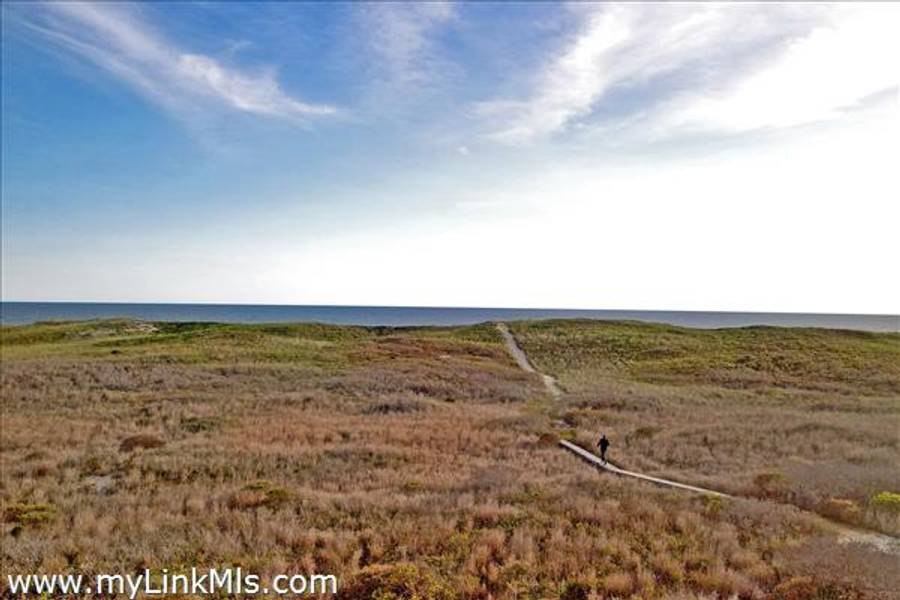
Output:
(1, 319), (897, 598)
(119, 434), (166, 453)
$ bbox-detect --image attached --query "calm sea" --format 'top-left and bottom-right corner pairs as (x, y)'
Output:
(0, 302), (896, 331)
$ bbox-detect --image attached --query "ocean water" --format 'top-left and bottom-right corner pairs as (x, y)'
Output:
(1, 302), (897, 331)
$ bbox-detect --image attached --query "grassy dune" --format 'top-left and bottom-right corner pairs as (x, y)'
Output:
(2, 319), (898, 598)
(508, 320), (900, 534)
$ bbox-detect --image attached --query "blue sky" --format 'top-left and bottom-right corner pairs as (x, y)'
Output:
(2, 2), (898, 312)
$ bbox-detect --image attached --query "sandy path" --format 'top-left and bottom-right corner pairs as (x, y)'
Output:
(498, 320), (726, 496)
(496, 323), (561, 397)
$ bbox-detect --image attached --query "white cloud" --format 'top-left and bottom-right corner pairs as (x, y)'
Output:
(476, 5), (631, 143)
(177, 54), (335, 118)
(477, 3), (897, 143)
(664, 5), (900, 134)
(360, 2), (454, 91)
(24, 2), (337, 123)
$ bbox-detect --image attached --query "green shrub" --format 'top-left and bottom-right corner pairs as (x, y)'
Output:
(870, 491), (900, 513)
(4, 503), (57, 526)
(702, 494), (727, 516)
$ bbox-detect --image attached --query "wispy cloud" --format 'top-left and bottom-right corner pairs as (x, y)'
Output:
(358, 2), (455, 94)
(22, 2), (338, 124)
(475, 5), (633, 144)
(661, 5), (899, 135)
(476, 3), (897, 144)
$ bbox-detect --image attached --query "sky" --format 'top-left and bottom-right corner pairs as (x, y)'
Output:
(2, 2), (898, 313)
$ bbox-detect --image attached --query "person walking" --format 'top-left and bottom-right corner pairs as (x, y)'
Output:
(598, 434), (610, 464)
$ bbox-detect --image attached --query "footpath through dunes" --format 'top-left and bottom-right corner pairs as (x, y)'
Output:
(498, 322), (733, 498)
(496, 321), (900, 557)
(496, 322), (562, 397)
(558, 439), (730, 497)
(558, 439), (900, 556)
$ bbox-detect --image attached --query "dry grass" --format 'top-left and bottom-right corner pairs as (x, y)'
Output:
(1, 318), (897, 598)
(510, 320), (900, 538)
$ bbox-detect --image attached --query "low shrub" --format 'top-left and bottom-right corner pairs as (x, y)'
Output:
(820, 498), (860, 523)
(227, 480), (292, 510)
(650, 554), (684, 585)
(181, 416), (220, 433)
(632, 425), (661, 439)
(119, 434), (166, 452)
(537, 432), (558, 447)
(754, 472), (789, 498)
(338, 563), (455, 600)
(560, 581), (591, 600)
(362, 396), (426, 415)
(4, 503), (57, 526)
(867, 491), (900, 535)
(773, 576), (863, 600)
(601, 572), (633, 596)
(870, 491), (900, 513)
(401, 480), (424, 493)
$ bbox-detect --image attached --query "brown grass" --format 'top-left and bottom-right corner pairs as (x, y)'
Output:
(509, 319), (900, 538)
(1, 319), (897, 598)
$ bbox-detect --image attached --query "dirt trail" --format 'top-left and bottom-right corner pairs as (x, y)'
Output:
(496, 323), (561, 397)
(498, 320), (726, 496)
(497, 322), (900, 556)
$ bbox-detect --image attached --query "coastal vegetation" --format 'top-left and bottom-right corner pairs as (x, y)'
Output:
(507, 320), (900, 537)
(2, 319), (898, 598)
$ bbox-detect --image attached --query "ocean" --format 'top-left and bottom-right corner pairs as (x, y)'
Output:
(0, 302), (896, 331)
